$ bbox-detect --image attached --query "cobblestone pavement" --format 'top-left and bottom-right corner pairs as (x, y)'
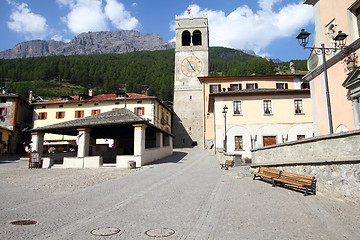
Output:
(0, 148), (359, 240)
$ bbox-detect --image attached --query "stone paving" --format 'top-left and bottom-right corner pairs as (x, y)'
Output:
(0, 148), (359, 239)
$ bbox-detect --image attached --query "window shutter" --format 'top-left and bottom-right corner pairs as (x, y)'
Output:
(218, 85), (221, 92)
(62, 112), (65, 118)
(255, 83), (258, 88)
(285, 83), (288, 89)
(81, 111), (84, 117)
(3, 108), (7, 116)
(230, 84), (234, 90)
(91, 110), (95, 115)
(44, 112), (47, 120)
(142, 107), (145, 115)
(239, 84), (242, 90)
(56, 112), (59, 119)
(75, 111), (77, 118)
(134, 107), (137, 114)
(209, 85), (213, 93)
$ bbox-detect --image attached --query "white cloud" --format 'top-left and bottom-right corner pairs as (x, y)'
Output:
(6, 0), (48, 39)
(57, 0), (139, 34)
(51, 35), (63, 41)
(61, 0), (108, 34)
(173, 1), (313, 56)
(105, 0), (139, 30)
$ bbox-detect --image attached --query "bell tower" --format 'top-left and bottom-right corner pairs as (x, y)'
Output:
(173, 15), (209, 147)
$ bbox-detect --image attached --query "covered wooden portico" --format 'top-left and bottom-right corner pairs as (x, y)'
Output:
(30, 108), (173, 168)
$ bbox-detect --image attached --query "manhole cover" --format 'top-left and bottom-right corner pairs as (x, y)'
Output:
(145, 228), (175, 237)
(10, 220), (37, 225)
(90, 227), (121, 236)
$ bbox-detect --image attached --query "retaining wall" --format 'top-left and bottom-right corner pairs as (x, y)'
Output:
(251, 130), (360, 204)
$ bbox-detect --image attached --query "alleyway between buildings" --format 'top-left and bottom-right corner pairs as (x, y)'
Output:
(0, 148), (359, 239)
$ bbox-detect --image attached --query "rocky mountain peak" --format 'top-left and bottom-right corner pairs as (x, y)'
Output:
(0, 30), (175, 59)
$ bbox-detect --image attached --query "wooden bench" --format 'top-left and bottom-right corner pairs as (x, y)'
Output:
(273, 171), (316, 196)
(252, 166), (281, 181)
(220, 160), (233, 170)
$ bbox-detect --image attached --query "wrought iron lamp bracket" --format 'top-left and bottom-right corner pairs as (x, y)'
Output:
(303, 46), (339, 55)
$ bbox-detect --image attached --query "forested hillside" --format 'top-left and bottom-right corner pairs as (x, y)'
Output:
(0, 47), (307, 102)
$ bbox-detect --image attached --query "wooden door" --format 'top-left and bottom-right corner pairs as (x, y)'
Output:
(263, 136), (276, 147)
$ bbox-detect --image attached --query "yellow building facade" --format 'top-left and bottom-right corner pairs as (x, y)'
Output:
(199, 75), (314, 159)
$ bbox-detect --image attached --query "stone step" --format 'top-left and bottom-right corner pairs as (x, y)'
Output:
(224, 165), (253, 178)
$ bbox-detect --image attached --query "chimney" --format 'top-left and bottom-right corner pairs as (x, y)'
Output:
(88, 89), (93, 97)
(29, 91), (33, 103)
(141, 85), (149, 96)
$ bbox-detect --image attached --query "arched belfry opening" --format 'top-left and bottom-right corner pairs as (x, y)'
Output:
(182, 31), (191, 46)
(192, 30), (202, 46)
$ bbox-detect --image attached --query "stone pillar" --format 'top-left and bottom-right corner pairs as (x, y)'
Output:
(31, 132), (44, 158)
(353, 98), (360, 130)
(133, 124), (147, 166)
(77, 128), (91, 158)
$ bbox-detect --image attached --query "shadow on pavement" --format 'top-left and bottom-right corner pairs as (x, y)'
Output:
(147, 151), (188, 166)
(0, 155), (21, 164)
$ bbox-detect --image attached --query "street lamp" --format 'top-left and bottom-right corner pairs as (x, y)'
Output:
(222, 105), (228, 152)
(296, 29), (348, 134)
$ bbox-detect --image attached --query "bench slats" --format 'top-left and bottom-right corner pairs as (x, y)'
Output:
(253, 166), (316, 196)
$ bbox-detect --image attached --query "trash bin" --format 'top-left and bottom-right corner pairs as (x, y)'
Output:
(127, 161), (136, 169)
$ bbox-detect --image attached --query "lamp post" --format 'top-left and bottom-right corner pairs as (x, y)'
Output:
(296, 29), (348, 134)
(222, 105), (228, 152)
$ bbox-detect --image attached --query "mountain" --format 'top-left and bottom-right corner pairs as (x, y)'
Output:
(0, 30), (175, 59)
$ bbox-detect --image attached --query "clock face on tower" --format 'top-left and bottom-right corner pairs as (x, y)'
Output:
(181, 56), (203, 77)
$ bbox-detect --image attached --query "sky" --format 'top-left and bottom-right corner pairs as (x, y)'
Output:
(0, 0), (315, 61)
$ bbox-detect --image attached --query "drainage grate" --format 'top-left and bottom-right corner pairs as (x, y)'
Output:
(10, 220), (37, 225)
(145, 228), (175, 238)
(90, 227), (121, 236)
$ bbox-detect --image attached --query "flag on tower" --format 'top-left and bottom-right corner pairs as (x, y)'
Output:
(187, 5), (192, 15)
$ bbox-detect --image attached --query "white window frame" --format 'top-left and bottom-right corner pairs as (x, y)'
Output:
(294, 99), (304, 114)
(233, 101), (242, 115)
(263, 99), (272, 115)
(234, 136), (243, 150)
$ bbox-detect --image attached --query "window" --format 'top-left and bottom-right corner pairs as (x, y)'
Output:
(38, 112), (47, 120)
(134, 107), (145, 116)
(59, 105), (63, 108)
(263, 100), (272, 115)
(230, 84), (242, 91)
(94, 103), (99, 106)
(192, 30), (202, 46)
(41, 106), (46, 108)
(91, 109), (101, 115)
(78, 104), (82, 106)
(0, 108), (7, 116)
(56, 111), (65, 119)
(276, 83), (288, 89)
(210, 84), (221, 93)
(233, 101), (241, 115)
(137, 101), (142, 104)
(115, 102), (120, 105)
(246, 83), (258, 89)
(356, 7), (360, 37)
(297, 135), (305, 140)
(75, 110), (84, 118)
(294, 99), (303, 114)
(182, 30), (191, 46)
(234, 136), (243, 150)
